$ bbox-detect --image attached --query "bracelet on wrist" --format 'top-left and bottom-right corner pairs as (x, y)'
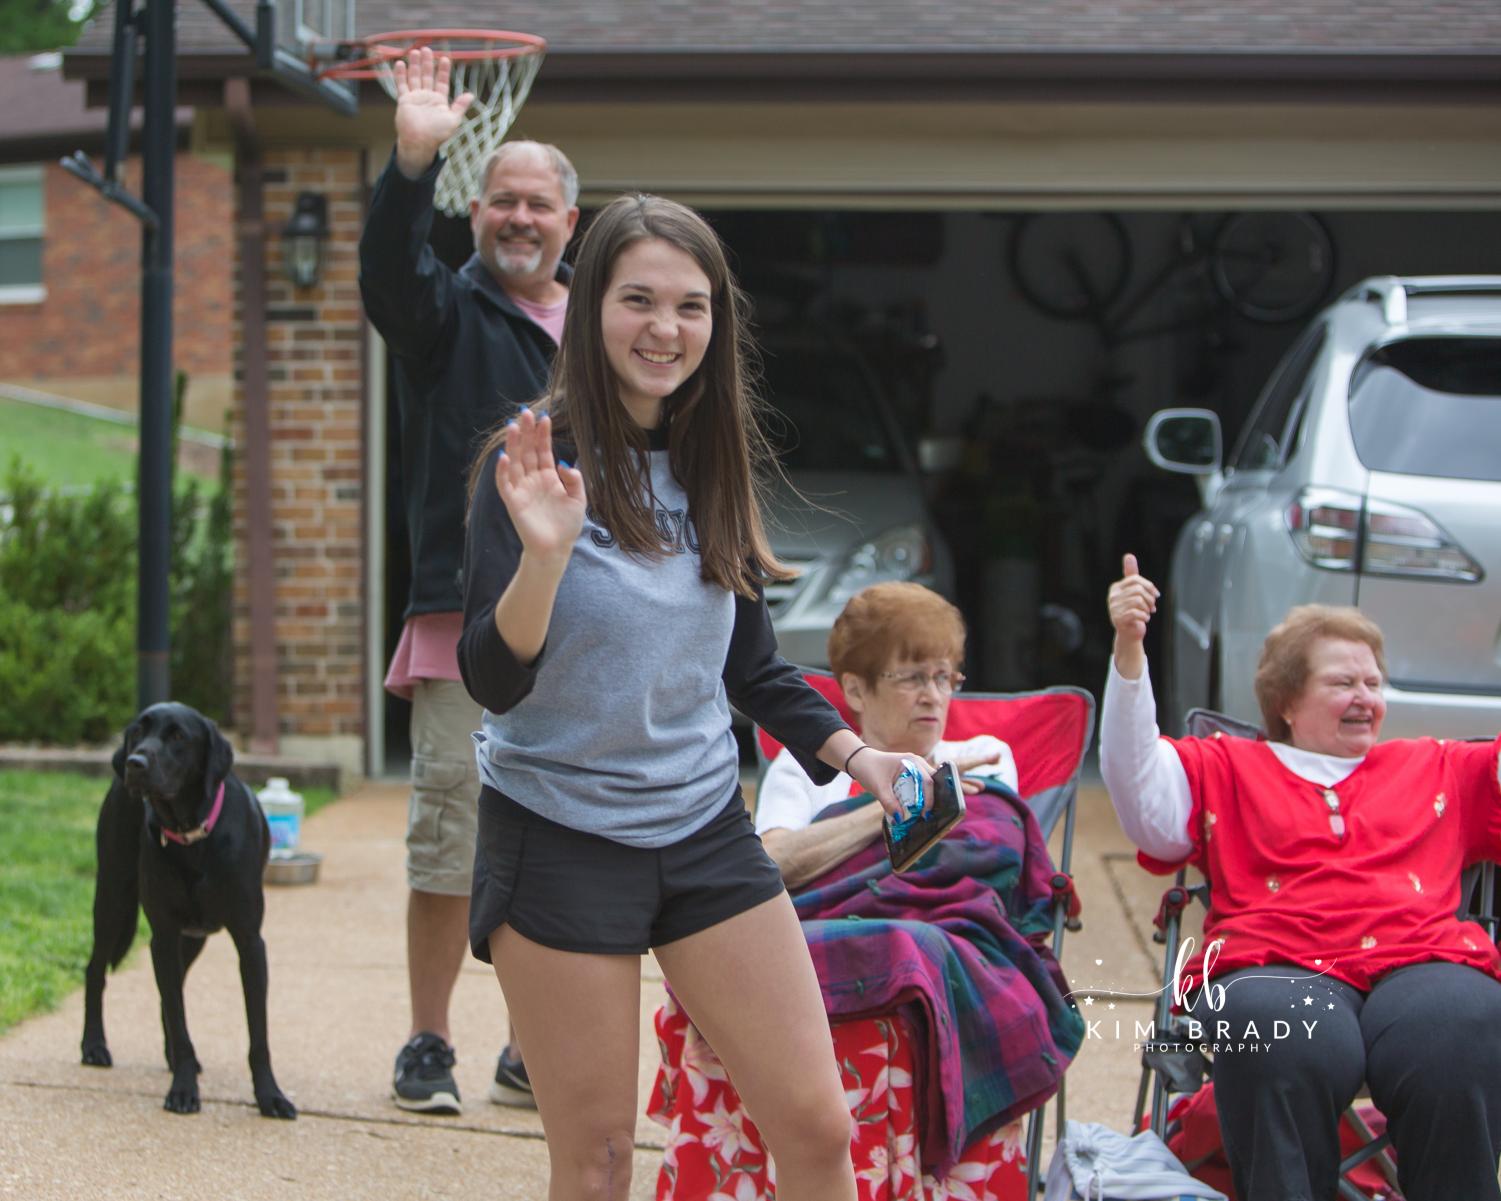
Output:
(842, 744), (870, 775)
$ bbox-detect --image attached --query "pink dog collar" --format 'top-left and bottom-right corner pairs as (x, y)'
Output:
(160, 781), (226, 847)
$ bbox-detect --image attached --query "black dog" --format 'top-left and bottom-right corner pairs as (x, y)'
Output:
(80, 702), (296, 1119)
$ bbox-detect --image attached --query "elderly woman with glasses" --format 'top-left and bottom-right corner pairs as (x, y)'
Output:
(755, 580), (1017, 886)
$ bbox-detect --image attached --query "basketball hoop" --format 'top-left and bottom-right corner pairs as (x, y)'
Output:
(320, 29), (547, 217)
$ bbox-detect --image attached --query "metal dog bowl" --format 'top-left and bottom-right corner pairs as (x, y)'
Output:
(263, 851), (323, 886)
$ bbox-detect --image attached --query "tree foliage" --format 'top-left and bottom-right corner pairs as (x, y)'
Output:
(0, 0), (96, 55)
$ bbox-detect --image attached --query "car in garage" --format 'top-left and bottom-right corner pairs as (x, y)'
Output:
(756, 332), (955, 668)
(1143, 275), (1501, 738)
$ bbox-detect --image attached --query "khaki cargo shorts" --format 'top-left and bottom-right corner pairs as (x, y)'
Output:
(406, 678), (482, 896)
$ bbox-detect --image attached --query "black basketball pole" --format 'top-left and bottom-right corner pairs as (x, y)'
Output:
(137, 0), (176, 707)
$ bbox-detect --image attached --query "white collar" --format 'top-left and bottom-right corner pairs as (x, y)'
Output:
(1268, 741), (1365, 787)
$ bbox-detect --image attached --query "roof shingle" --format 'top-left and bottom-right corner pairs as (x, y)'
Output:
(0, 52), (190, 149)
(70, 0), (1501, 58)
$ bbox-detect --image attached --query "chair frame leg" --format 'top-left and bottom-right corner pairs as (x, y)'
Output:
(1025, 1105), (1045, 1198)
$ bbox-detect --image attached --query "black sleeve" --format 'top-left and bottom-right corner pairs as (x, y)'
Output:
(722, 586), (849, 785)
(458, 450), (541, 713)
(357, 150), (458, 363)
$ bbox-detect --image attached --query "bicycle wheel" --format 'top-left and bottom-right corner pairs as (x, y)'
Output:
(1210, 211), (1335, 324)
(1008, 212), (1132, 322)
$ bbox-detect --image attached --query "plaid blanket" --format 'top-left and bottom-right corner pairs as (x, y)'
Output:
(794, 785), (1085, 1172)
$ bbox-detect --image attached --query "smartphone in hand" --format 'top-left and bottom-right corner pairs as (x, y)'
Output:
(883, 761), (965, 873)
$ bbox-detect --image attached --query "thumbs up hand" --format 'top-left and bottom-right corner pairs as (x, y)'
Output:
(1108, 554), (1160, 679)
(1108, 553), (1159, 643)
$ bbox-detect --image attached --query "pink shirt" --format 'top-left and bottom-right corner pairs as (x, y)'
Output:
(384, 611), (464, 700)
(511, 293), (567, 345)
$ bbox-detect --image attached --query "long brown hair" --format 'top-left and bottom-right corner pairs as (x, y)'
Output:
(469, 193), (793, 597)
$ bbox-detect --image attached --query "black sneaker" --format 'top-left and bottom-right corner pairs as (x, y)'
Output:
(489, 1044), (536, 1108)
(393, 1032), (461, 1114)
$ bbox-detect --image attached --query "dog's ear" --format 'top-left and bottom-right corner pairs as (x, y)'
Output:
(203, 715), (234, 803)
(112, 716), (140, 779)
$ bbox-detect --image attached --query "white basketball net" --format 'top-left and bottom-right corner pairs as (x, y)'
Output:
(371, 40), (545, 217)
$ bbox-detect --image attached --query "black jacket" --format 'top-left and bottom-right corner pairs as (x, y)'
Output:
(359, 151), (568, 618)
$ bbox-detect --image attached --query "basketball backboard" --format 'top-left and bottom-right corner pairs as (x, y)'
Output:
(277, 0), (356, 67)
(247, 0), (359, 115)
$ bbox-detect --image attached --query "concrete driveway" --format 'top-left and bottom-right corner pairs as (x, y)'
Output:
(0, 773), (1184, 1199)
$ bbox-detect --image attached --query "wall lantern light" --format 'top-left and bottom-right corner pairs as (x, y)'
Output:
(281, 192), (328, 289)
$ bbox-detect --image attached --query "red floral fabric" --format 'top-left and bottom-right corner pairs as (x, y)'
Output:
(649, 996), (1028, 1200)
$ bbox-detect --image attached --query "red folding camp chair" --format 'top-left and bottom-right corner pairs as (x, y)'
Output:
(648, 675), (1094, 1201)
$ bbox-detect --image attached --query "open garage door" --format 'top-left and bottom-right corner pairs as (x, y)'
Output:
(698, 205), (1501, 699)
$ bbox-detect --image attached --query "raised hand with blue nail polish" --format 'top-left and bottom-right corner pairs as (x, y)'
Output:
(493, 407), (587, 565)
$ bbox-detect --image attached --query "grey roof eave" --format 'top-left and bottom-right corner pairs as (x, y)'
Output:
(61, 45), (1501, 104)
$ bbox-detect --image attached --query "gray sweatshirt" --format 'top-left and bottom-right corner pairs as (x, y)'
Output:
(460, 434), (846, 847)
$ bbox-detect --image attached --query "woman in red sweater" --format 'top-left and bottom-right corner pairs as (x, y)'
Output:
(1101, 554), (1501, 1201)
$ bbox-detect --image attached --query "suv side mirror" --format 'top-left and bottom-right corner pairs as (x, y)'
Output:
(1143, 408), (1223, 474)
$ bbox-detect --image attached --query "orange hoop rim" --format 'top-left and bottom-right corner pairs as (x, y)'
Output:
(317, 28), (547, 81)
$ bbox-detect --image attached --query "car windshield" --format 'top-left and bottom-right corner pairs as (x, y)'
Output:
(1347, 336), (1501, 482)
(759, 346), (902, 472)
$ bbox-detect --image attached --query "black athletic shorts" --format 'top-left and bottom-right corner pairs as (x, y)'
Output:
(469, 783), (787, 959)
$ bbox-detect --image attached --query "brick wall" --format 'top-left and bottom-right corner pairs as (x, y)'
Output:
(230, 148), (366, 747)
(0, 154), (232, 387)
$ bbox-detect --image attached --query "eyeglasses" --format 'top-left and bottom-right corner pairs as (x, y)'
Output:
(878, 669), (966, 695)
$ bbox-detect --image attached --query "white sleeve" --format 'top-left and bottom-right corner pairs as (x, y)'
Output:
(941, 735), (1020, 793)
(753, 749), (839, 835)
(1098, 659), (1194, 861)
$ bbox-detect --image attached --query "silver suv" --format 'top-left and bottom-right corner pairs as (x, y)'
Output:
(758, 334), (954, 668)
(1144, 276), (1501, 738)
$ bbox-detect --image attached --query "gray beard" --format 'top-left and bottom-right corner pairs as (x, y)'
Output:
(488, 243), (544, 280)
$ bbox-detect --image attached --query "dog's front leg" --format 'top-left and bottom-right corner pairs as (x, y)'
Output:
(81, 956), (112, 1066)
(231, 926), (296, 1119)
(82, 785), (143, 1067)
(149, 930), (202, 1114)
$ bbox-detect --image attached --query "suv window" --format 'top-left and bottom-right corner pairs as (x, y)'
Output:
(760, 346), (901, 472)
(1230, 324), (1327, 472)
(1348, 336), (1501, 482)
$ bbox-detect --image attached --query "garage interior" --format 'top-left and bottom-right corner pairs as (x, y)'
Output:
(380, 204), (1501, 768)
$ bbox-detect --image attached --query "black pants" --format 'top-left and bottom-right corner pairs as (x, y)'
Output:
(1188, 962), (1501, 1201)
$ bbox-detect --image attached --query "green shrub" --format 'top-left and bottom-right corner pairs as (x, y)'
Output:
(0, 597), (135, 743)
(0, 438), (235, 742)
(168, 451), (234, 720)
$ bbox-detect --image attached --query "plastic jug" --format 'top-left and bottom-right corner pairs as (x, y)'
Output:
(256, 777), (304, 857)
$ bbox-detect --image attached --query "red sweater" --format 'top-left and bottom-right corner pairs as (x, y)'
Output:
(1141, 733), (1501, 989)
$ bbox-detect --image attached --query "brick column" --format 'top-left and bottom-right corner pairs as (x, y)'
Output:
(231, 148), (366, 770)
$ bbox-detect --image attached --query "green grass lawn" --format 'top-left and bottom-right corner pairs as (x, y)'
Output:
(0, 770), (337, 1036)
(0, 396), (219, 491)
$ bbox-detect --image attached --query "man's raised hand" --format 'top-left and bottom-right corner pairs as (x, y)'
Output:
(493, 409), (587, 566)
(393, 47), (475, 179)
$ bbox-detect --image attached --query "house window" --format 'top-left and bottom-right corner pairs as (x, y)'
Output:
(0, 165), (46, 304)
